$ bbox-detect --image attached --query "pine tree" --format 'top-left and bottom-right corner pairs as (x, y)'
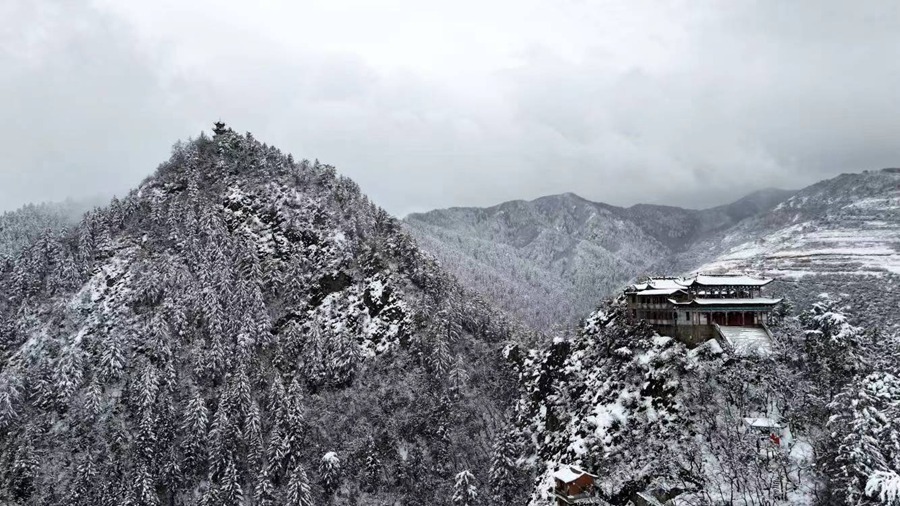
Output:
(319, 452), (341, 502)
(254, 465), (277, 506)
(181, 390), (209, 473)
(826, 371), (900, 505)
(99, 329), (126, 382)
(329, 331), (360, 386)
(220, 459), (243, 505)
(207, 396), (232, 479)
(448, 356), (469, 398)
(362, 436), (381, 492)
(431, 334), (453, 379)
(488, 430), (522, 504)
(452, 469), (478, 506)
(0, 372), (20, 430)
(283, 378), (307, 468)
(246, 400), (264, 470)
(10, 434), (39, 501)
(54, 344), (84, 405)
(800, 296), (866, 399)
(284, 462), (313, 506)
(68, 452), (99, 505)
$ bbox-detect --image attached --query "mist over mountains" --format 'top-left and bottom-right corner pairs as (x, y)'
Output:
(0, 199), (102, 259)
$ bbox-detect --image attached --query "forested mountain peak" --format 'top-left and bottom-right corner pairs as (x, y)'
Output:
(0, 126), (526, 504)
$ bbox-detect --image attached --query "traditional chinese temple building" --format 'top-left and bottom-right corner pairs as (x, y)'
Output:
(625, 274), (782, 347)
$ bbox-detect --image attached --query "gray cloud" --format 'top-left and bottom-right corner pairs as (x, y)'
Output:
(2, 0), (899, 215)
(0, 1), (192, 209)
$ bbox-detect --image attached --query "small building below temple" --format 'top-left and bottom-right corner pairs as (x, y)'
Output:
(625, 274), (782, 348)
(551, 465), (609, 505)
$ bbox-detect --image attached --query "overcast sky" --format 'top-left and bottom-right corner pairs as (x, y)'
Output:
(2, 0), (899, 216)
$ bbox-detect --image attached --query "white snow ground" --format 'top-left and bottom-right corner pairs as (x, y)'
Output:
(717, 326), (773, 355)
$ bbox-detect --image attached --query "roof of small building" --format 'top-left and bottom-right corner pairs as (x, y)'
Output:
(669, 297), (782, 306)
(743, 417), (783, 429)
(552, 465), (598, 483)
(628, 274), (773, 294)
(635, 492), (665, 506)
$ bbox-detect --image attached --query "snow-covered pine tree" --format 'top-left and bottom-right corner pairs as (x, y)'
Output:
(799, 295), (866, 400)
(0, 372), (19, 430)
(285, 462), (313, 506)
(826, 371), (900, 505)
(361, 436), (381, 492)
(319, 452), (341, 502)
(181, 390), (209, 474)
(452, 469), (478, 506)
(448, 356), (470, 398)
(488, 429), (524, 504)
(219, 458), (243, 505)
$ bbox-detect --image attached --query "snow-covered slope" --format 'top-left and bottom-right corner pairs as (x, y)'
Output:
(675, 169), (900, 278)
(409, 170), (899, 331)
(406, 193), (669, 330)
(507, 297), (900, 506)
(664, 169), (900, 328)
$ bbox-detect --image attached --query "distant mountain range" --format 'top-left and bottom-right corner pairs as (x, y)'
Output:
(405, 169), (900, 330)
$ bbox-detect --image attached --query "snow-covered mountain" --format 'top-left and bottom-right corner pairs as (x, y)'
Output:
(673, 169), (900, 275)
(407, 169), (900, 331)
(404, 189), (792, 330)
(0, 127), (526, 504)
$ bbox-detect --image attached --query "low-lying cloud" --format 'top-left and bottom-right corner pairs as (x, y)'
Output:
(2, 0), (899, 215)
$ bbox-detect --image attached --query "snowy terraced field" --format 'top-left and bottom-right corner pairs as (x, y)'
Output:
(694, 169), (900, 278)
(701, 222), (900, 276)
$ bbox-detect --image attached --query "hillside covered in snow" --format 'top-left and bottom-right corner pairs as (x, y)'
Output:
(673, 169), (899, 277)
(665, 169), (900, 328)
(505, 296), (900, 505)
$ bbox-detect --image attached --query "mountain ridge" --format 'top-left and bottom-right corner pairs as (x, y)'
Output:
(405, 170), (897, 330)
(405, 186), (795, 329)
